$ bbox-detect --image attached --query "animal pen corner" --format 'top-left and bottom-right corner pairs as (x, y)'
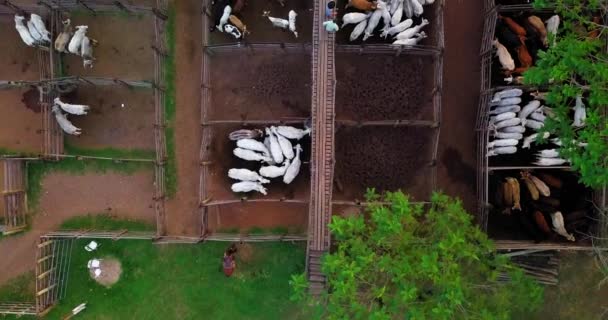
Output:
(477, 1), (608, 258)
(0, 0), (170, 241)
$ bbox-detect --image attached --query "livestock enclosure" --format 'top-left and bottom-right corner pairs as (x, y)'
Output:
(62, 85), (156, 153)
(199, 43), (314, 239)
(335, 0), (444, 48)
(206, 0), (314, 45)
(477, 1), (608, 253)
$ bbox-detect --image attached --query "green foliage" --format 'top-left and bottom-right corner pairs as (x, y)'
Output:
(164, 5), (178, 198)
(64, 143), (155, 160)
(526, 0), (608, 187)
(41, 241), (306, 319)
(59, 214), (155, 231)
(26, 159), (152, 210)
(292, 191), (544, 320)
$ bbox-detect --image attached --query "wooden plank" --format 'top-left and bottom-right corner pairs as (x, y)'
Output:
(36, 284), (56, 296)
(37, 268), (55, 280)
(37, 240), (54, 248)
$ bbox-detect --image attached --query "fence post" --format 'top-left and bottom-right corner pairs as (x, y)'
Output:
(75, 0), (96, 15)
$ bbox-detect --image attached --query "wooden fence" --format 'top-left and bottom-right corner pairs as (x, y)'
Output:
(477, 4), (608, 249)
(1, 159), (27, 234)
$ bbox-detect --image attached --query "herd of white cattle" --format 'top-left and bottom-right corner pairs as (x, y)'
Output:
(228, 126), (310, 195)
(14, 14), (97, 68)
(488, 88), (587, 166)
(341, 0), (435, 44)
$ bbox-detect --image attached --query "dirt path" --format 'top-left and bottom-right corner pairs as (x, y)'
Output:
(0, 172), (155, 285)
(164, 0), (203, 236)
(437, 0), (483, 213)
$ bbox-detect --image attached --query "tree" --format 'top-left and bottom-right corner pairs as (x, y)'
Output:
(524, 0), (608, 187)
(291, 191), (544, 320)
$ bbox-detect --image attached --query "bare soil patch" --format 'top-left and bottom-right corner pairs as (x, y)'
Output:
(436, 0), (482, 213)
(335, 53), (435, 121)
(164, 0), (203, 236)
(208, 0), (313, 44)
(62, 14), (155, 80)
(62, 86), (155, 151)
(0, 88), (42, 154)
(0, 17), (40, 81)
(0, 171), (155, 285)
(206, 202), (308, 233)
(203, 124), (310, 202)
(333, 126), (434, 201)
(90, 258), (122, 287)
(208, 50), (311, 121)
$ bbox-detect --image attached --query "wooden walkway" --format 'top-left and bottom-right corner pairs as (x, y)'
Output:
(307, 0), (336, 294)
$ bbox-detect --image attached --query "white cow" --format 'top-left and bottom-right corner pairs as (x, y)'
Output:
(68, 26), (88, 54)
(14, 15), (35, 46)
(54, 97), (90, 115)
(231, 181), (267, 195)
(228, 168), (270, 184)
(52, 106), (82, 135)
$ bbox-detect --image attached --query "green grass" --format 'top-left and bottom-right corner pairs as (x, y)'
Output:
(64, 144), (155, 160)
(0, 148), (37, 157)
(26, 158), (152, 211)
(59, 214), (155, 232)
(0, 272), (34, 303)
(163, 5), (177, 198)
(43, 241), (306, 319)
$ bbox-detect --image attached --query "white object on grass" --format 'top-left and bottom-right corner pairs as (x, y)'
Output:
(85, 241), (99, 252)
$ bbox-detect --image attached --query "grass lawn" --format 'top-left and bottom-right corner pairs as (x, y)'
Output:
(59, 214), (155, 232)
(41, 240), (306, 319)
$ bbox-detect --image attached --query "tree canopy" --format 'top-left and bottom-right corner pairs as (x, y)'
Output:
(525, 0), (608, 187)
(291, 191), (543, 320)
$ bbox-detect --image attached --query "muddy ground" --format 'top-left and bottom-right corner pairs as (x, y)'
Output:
(436, 0), (482, 213)
(206, 202), (308, 233)
(0, 88), (42, 154)
(0, 171), (155, 285)
(208, 0), (313, 45)
(62, 14), (155, 81)
(164, 0), (203, 236)
(335, 52), (435, 121)
(204, 124), (311, 202)
(208, 50), (311, 121)
(0, 17), (40, 81)
(62, 86), (155, 151)
(0, 164), (4, 221)
(333, 125), (434, 202)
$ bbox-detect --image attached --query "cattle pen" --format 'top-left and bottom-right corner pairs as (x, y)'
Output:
(197, 0), (445, 293)
(477, 1), (608, 284)
(1, 0), (446, 315)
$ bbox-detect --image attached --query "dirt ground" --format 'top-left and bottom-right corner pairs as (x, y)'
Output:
(206, 202), (308, 233)
(164, 0), (204, 236)
(335, 52), (435, 121)
(333, 125), (434, 202)
(90, 258), (122, 287)
(204, 124), (310, 202)
(208, 0), (313, 45)
(436, 0), (482, 214)
(0, 171), (155, 285)
(62, 14), (155, 81)
(62, 86), (155, 151)
(208, 50), (311, 121)
(0, 88), (42, 154)
(0, 164), (4, 221)
(0, 17), (40, 81)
